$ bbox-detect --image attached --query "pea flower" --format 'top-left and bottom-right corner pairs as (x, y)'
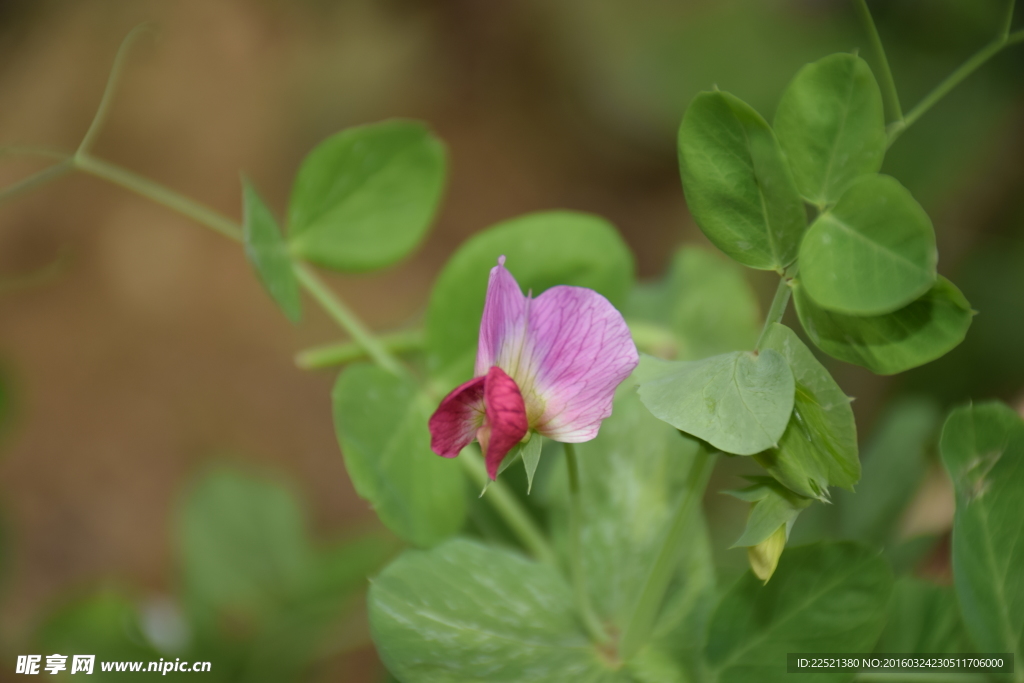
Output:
(429, 256), (639, 479)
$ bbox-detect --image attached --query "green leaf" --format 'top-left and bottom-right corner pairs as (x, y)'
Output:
(287, 120), (446, 272)
(242, 533), (398, 683)
(177, 468), (311, 625)
(638, 350), (795, 455)
(793, 276), (972, 375)
(300, 533), (398, 607)
(754, 323), (858, 501)
(839, 397), (941, 546)
(774, 53), (886, 206)
(178, 480), (390, 683)
(939, 402), (1024, 668)
(724, 477), (811, 548)
(705, 542), (892, 683)
(36, 591), (159, 675)
(798, 174), (937, 315)
(626, 247), (760, 361)
(332, 363), (466, 547)
(875, 578), (972, 654)
(678, 91), (806, 271)
(425, 211), (634, 380)
(547, 385), (715, 640)
(368, 538), (625, 683)
(242, 179), (301, 323)
(624, 647), (690, 683)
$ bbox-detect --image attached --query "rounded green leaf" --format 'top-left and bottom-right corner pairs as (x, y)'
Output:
(369, 538), (622, 683)
(793, 276), (972, 375)
(332, 363), (466, 547)
(425, 211), (634, 380)
(638, 350), (795, 455)
(939, 402), (1024, 667)
(177, 467), (311, 620)
(774, 53), (886, 206)
(705, 542), (892, 683)
(754, 323), (859, 501)
(799, 174), (937, 315)
(243, 179), (302, 323)
(287, 119), (447, 272)
(678, 91), (806, 271)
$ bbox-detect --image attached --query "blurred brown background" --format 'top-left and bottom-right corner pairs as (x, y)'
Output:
(0, 0), (1022, 680)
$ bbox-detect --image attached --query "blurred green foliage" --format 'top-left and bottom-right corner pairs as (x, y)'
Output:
(23, 466), (396, 682)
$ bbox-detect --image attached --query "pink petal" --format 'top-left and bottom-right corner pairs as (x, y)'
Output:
(475, 255), (528, 379)
(472, 256), (638, 445)
(429, 375), (486, 458)
(481, 366), (529, 479)
(524, 286), (638, 442)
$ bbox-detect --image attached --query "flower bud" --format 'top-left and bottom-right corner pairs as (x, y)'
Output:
(747, 524), (787, 583)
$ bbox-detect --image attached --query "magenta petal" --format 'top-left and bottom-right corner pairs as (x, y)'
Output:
(470, 256), (637, 445)
(526, 286), (638, 441)
(481, 366), (528, 479)
(429, 375), (486, 458)
(475, 256), (528, 379)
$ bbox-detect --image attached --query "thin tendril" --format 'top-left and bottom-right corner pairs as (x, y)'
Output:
(76, 22), (156, 157)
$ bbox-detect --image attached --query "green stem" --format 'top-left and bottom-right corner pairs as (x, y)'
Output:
(74, 154), (409, 377)
(0, 145), (70, 161)
(71, 153), (561, 563)
(888, 20), (1023, 147)
(292, 263), (404, 376)
(460, 451), (558, 567)
(295, 329), (425, 370)
(62, 152), (561, 567)
(1001, 0), (1017, 39)
(74, 152), (415, 379)
(619, 447), (716, 661)
(755, 275), (793, 350)
(1, 37), (568, 580)
(853, 0), (903, 123)
(0, 159), (73, 206)
(74, 153), (242, 241)
(77, 23), (153, 156)
(564, 443), (610, 644)
(891, 38), (1006, 145)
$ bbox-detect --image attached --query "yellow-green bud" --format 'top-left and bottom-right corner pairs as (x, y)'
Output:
(747, 524), (787, 583)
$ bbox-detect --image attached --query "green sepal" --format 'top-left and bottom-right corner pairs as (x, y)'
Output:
(242, 179), (302, 323)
